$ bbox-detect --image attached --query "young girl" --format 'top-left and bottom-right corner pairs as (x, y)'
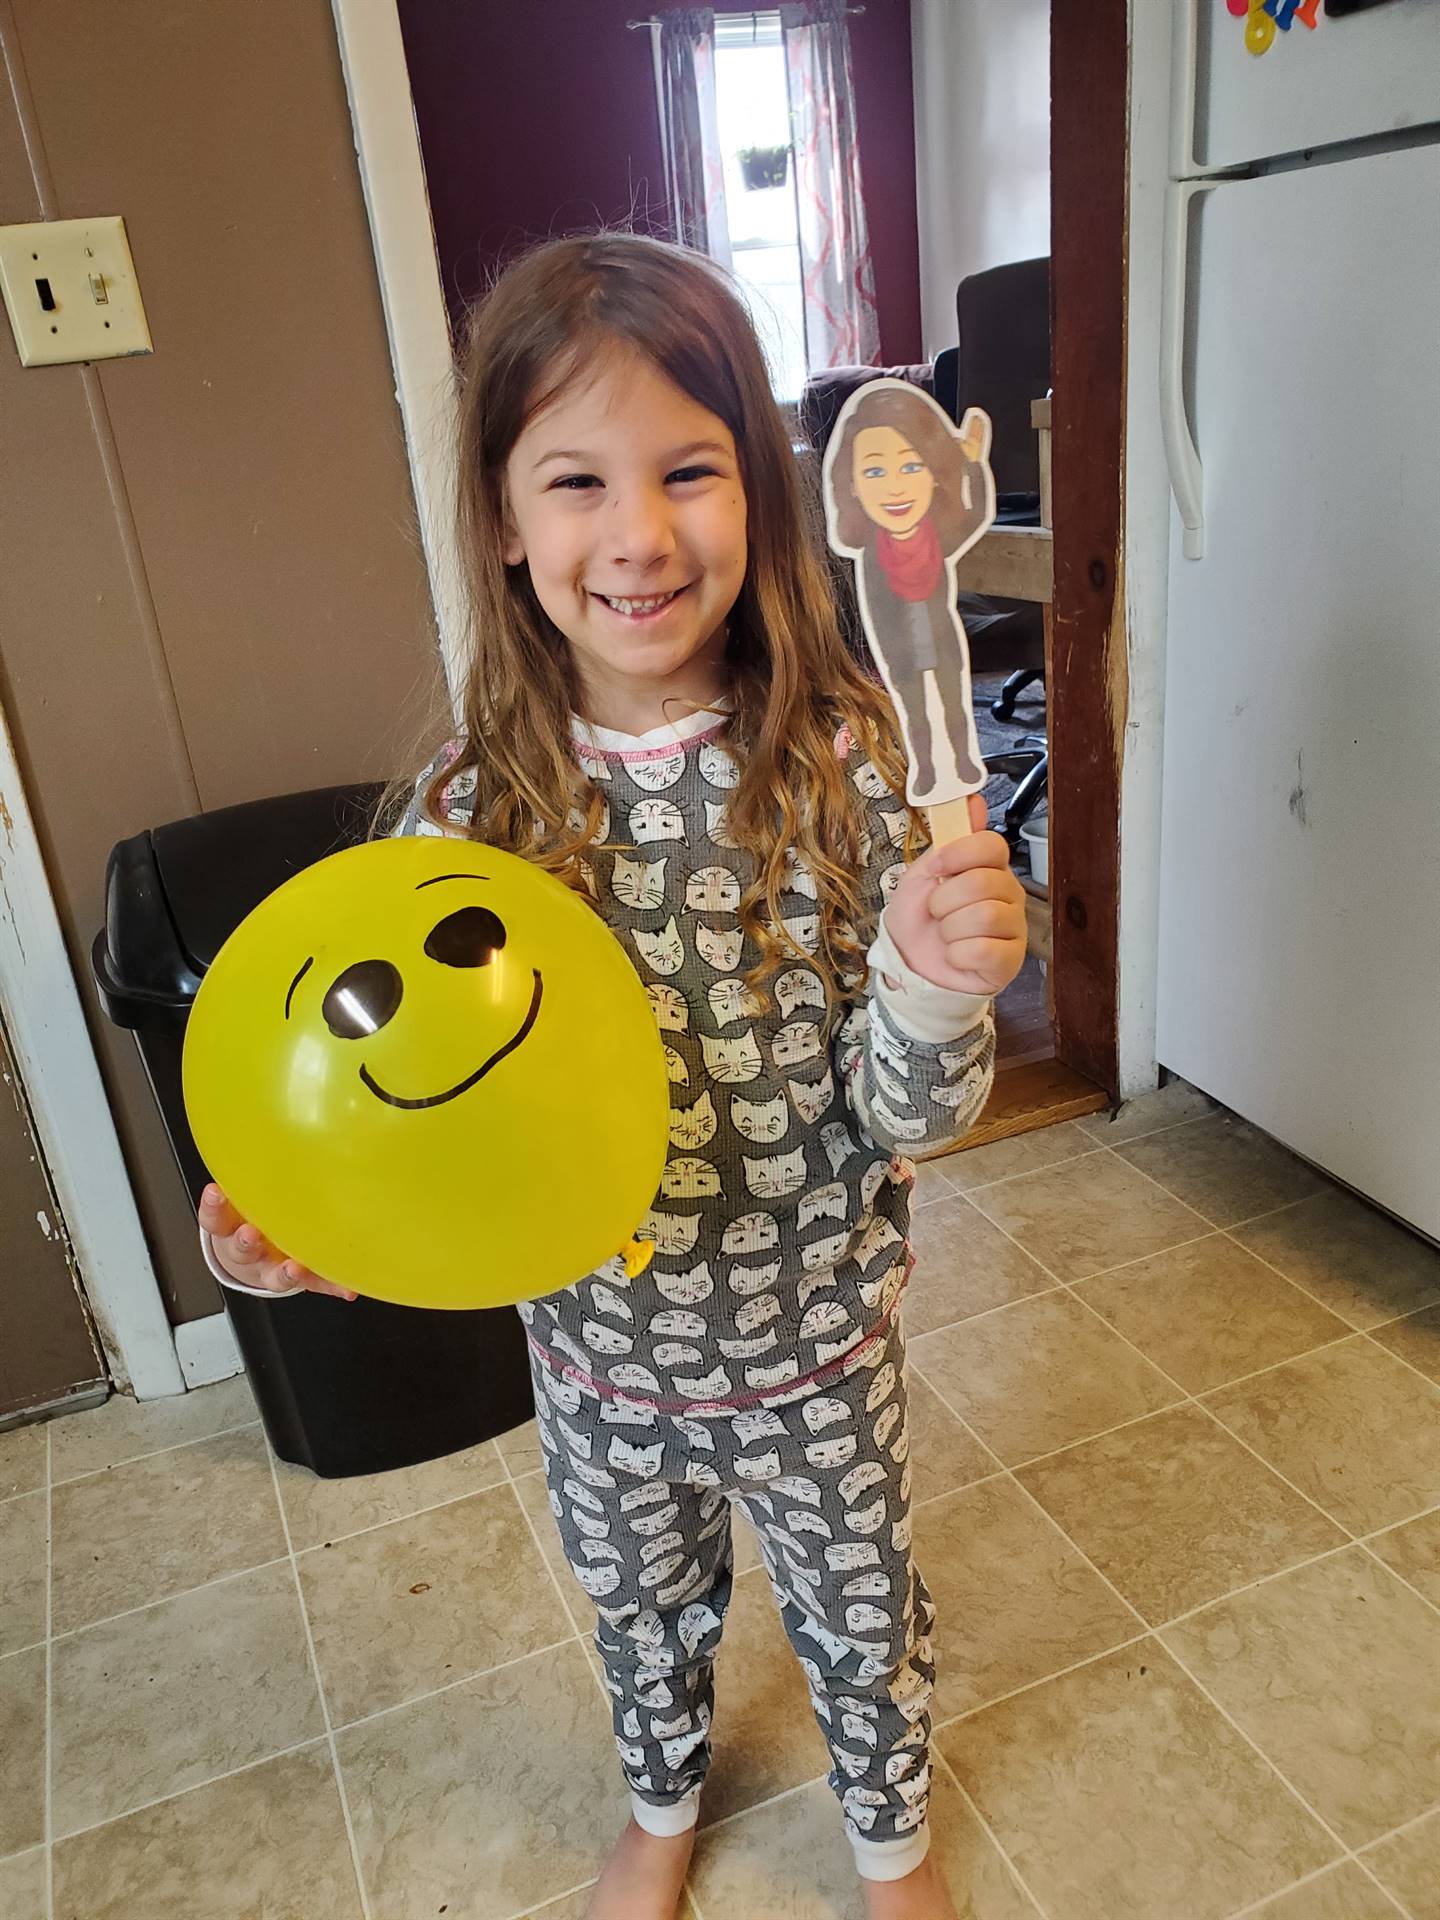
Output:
(201, 233), (1026, 1920)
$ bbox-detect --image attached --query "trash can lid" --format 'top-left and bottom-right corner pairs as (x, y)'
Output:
(93, 782), (385, 1024)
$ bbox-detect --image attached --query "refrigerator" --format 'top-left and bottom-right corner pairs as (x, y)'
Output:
(1156, 0), (1440, 1238)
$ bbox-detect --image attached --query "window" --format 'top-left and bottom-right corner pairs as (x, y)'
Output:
(713, 13), (808, 402)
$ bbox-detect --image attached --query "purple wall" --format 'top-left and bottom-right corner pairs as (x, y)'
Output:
(396, 0), (922, 366)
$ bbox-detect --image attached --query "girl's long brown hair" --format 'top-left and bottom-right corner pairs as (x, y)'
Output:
(422, 232), (920, 1003)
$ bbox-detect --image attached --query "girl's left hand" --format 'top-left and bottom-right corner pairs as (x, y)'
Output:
(885, 795), (1028, 998)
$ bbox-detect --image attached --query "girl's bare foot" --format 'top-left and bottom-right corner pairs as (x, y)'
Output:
(862, 1850), (960, 1920)
(585, 1818), (695, 1920)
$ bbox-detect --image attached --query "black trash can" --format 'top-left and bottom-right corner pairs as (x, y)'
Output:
(92, 783), (535, 1478)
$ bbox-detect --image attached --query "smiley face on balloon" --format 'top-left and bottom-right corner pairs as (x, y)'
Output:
(182, 837), (670, 1310)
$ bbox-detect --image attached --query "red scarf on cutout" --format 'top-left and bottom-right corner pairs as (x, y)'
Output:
(875, 516), (943, 602)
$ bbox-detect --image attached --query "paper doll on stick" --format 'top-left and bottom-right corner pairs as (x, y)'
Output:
(822, 380), (997, 835)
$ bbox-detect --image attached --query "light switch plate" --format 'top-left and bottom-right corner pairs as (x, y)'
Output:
(0, 215), (153, 367)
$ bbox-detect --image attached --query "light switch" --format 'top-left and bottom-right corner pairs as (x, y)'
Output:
(0, 216), (152, 368)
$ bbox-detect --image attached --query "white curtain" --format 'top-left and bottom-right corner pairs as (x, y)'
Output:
(780, 0), (879, 369)
(657, 9), (732, 268)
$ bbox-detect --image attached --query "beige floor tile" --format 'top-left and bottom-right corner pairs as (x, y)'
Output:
(1369, 1303), (1440, 1386)
(51, 1560), (323, 1837)
(1204, 1340), (1440, 1535)
(50, 1374), (257, 1481)
(938, 1641), (1336, 1920)
(690, 1765), (1040, 1919)
(298, 1484), (569, 1726)
(912, 1156), (959, 1207)
(1077, 1077), (1218, 1145)
(339, 1640), (627, 1920)
(0, 1848), (47, 1920)
(1250, 1861), (1405, 1918)
(936, 1120), (1099, 1193)
(1116, 1114), (1326, 1228)
(903, 1196), (1056, 1336)
(704, 1565), (829, 1827)
(51, 1426), (285, 1635)
(1363, 1809), (1440, 1920)
(1075, 1234), (1351, 1395)
(52, 1743), (362, 1920)
(1163, 1548), (1440, 1848)
(908, 1371), (996, 1506)
(0, 1423), (47, 1499)
(1367, 1507), (1440, 1609)
(1232, 1190), (1440, 1331)
(912, 1292), (1181, 1466)
(968, 1151), (1208, 1283)
(917, 1478), (1138, 1723)
(494, 1415), (543, 1478)
(0, 1646), (46, 1856)
(521, 1891), (700, 1920)
(1017, 1405), (1346, 1625)
(0, 1491), (46, 1655)
(274, 1438), (505, 1550)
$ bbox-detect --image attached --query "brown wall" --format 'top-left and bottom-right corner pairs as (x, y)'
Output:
(0, 1), (448, 1327)
(397, 0), (923, 364)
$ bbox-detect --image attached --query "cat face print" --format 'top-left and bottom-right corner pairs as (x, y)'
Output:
(877, 806), (908, 848)
(801, 1230), (852, 1272)
(708, 979), (763, 1027)
(700, 1029), (763, 1085)
(782, 914), (820, 956)
(611, 853), (668, 911)
(772, 1020), (823, 1069)
(733, 1291), (781, 1336)
(744, 1144), (808, 1200)
(669, 1090), (718, 1150)
(851, 759), (889, 800)
(798, 1182), (848, 1230)
(697, 926), (746, 975)
(607, 1435), (665, 1479)
(648, 1307), (707, 1340)
(567, 797), (611, 840)
(663, 1046), (689, 1085)
(780, 850), (819, 901)
(581, 1318), (634, 1357)
(626, 747), (685, 793)
(647, 984), (688, 1033)
(659, 1156), (722, 1202)
(686, 866), (742, 913)
(652, 1261), (715, 1305)
(731, 1408), (788, 1446)
(821, 1122), (859, 1174)
(698, 741), (739, 790)
(775, 968), (827, 1020)
(799, 1298), (853, 1342)
(726, 1257), (781, 1296)
(789, 1069), (836, 1126)
(629, 797), (686, 843)
(801, 1395), (851, 1434)
(717, 1328), (779, 1360)
(704, 800), (740, 848)
(722, 1211), (780, 1256)
(806, 1434), (859, 1471)
(730, 1091), (788, 1144)
(633, 917), (685, 977)
(639, 1209), (702, 1257)
(674, 1364), (734, 1402)
(571, 743), (612, 783)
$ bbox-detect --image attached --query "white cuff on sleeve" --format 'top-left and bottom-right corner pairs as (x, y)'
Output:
(200, 1227), (304, 1299)
(868, 912), (991, 1044)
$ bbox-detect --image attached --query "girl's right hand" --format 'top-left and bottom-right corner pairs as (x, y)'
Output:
(198, 1184), (358, 1301)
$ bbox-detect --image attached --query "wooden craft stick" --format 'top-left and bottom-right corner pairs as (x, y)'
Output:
(926, 797), (973, 847)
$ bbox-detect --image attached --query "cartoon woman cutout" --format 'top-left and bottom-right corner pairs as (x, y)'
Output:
(822, 380), (996, 809)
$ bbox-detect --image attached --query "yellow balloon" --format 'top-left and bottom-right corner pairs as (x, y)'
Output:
(182, 836), (669, 1309)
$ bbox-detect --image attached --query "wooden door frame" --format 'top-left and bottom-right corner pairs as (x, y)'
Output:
(1048, 0), (1131, 1101)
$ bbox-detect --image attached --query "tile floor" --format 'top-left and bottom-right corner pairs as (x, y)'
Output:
(2, 1083), (1438, 1919)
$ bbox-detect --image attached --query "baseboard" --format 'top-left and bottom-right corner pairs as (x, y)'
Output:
(173, 1310), (244, 1389)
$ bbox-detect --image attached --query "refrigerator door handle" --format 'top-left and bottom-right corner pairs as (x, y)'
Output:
(1161, 177), (1208, 561)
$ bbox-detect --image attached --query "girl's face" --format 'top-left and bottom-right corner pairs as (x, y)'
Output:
(503, 348), (749, 711)
(852, 425), (935, 537)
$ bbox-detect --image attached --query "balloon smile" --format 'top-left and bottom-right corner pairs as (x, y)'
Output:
(359, 970), (543, 1111)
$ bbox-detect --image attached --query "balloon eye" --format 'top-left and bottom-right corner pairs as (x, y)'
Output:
(425, 905), (507, 969)
(322, 959), (403, 1039)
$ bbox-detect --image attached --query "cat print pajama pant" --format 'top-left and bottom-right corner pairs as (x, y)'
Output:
(532, 1314), (937, 1881)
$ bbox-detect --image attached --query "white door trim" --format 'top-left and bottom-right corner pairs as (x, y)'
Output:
(0, 701), (185, 1400)
(330, 0), (469, 713)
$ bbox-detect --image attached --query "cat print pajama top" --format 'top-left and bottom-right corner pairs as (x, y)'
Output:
(402, 707), (996, 1877)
